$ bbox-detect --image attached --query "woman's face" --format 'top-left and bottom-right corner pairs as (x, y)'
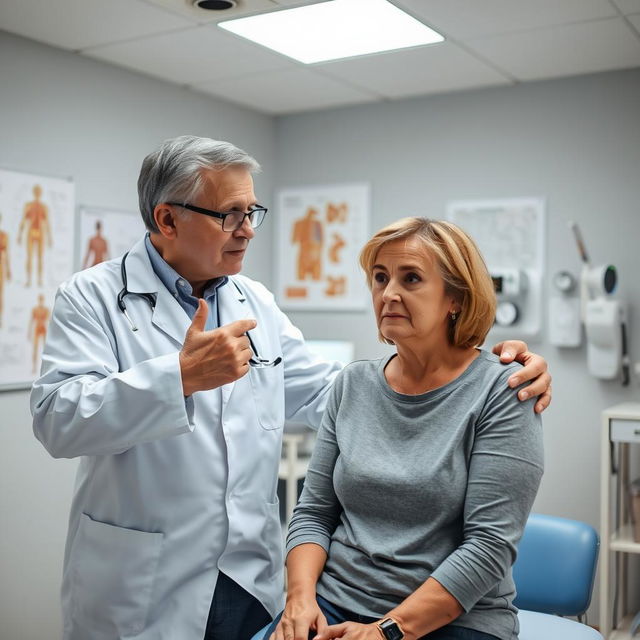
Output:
(371, 237), (455, 347)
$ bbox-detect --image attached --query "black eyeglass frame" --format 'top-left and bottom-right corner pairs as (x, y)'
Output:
(167, 202), (268, 232)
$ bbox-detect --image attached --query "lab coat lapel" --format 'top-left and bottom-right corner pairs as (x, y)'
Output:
(217, 278), (250, 405)
(124, 237), (191, 347)
(151, 286), (191, 347)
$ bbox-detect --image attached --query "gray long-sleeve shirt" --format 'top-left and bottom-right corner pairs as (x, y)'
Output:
(286, 351), (544, 640)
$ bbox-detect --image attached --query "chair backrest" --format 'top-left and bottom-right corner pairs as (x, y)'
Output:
(512, 513), (599, 616)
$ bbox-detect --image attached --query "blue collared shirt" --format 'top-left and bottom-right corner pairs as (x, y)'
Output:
(144, 234), (228, 330)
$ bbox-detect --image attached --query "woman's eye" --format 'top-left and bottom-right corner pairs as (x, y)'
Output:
(373, 272), (387, 284)
(405, 272), (421, 283)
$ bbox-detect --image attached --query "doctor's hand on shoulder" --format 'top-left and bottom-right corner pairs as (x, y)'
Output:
(179, 298), (256, 396)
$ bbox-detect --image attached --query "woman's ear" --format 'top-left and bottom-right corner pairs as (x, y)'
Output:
(153, 204), (177, 239)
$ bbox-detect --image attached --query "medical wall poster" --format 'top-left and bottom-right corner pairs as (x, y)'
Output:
(276, 183), (370, 311)
(447, 197), (546, 339)
(78, 206), (145, 271)
(0, 168), (75, 390)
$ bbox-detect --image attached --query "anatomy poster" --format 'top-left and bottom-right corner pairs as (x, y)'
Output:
(276, 183), (370, 311)
(0, 168), (75, 390)
(78, 206), (145, 271)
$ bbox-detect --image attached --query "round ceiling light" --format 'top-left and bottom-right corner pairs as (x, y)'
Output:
(192, 0), (237, 10)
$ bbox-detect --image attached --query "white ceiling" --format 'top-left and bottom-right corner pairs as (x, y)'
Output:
(1, 0), (640, 115)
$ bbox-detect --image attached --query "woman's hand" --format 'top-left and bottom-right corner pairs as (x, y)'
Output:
(270, 597), (328, 640)
(312, 621), (384, 640)
(492, 340), (551, 414)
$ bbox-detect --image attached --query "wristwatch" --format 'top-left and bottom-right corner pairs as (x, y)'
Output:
(377, 617), (405, 640)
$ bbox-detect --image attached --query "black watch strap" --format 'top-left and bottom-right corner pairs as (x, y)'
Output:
(377, 617), (405, 640)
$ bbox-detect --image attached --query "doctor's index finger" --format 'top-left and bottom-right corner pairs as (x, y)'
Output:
(225, 318), (258, 336)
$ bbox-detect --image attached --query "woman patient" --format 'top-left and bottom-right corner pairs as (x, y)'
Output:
(266, 218), (544, 640)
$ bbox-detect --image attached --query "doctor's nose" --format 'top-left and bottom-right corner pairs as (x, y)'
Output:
(233, 215), (255, 240)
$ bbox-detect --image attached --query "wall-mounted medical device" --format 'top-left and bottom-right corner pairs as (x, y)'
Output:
(491, 268), (528, 327)
(570, 222), (629, 384)
(549, 270), (582, 348)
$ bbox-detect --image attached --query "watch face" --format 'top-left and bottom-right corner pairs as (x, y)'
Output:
(379, 619), (404, 640)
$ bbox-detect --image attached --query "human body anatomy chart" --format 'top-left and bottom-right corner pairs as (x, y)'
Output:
(0, 168), (74, 388)
(277, 183), (369, 311)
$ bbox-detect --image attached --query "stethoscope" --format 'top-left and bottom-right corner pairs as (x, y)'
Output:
(117, 251), (281, 368)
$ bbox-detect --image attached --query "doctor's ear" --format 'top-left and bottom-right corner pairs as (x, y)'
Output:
(153, 203), (178, 239)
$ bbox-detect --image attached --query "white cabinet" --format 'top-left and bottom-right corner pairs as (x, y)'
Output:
(600, 403), (640, 638)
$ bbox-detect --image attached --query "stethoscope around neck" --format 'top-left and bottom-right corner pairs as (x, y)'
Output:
(117, 251), (281, 368)
(118, 252), (156, 332)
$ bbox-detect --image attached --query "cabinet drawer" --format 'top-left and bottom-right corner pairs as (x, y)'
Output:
(611, 419), (640, 443)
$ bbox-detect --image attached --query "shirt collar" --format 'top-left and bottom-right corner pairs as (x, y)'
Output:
(144, 233), (228, 301)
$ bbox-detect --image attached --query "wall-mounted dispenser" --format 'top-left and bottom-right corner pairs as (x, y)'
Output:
(570, 222), (629, 384)
(549, 270), (582, 347)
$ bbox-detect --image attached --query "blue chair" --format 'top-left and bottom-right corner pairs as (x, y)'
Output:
(514, 513), (603, 640)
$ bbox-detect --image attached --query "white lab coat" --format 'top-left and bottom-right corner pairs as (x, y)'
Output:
(31, 237), (340, 640)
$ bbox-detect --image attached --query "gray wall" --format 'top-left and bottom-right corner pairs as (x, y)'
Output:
(275, 68), (640, 623)
(0, 30), (276, 640)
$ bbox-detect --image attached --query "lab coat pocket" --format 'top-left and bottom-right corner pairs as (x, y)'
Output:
(70, 513), (163, 636)
(249, 366), (285, 430)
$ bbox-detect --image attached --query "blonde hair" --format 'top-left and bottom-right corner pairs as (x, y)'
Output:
(359, 217), (496, 348)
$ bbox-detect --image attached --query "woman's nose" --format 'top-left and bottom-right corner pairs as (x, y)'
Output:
(382, 282), (401, 302)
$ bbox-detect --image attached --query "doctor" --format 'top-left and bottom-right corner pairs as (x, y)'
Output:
(31, 136), (551, 640)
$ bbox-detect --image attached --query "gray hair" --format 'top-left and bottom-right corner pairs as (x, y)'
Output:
(137, 135), (261, 232)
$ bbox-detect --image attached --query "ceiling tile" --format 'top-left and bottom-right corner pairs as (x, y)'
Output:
(612, 0), (640, 14)
(0, 0), (192, 50)
(629, 14), (640, 31)
(83, 24), (295, 85)
(143, 0), (279, 24)
(271, 0), (332, 5)
(318, 41), (511, 99)
(466, 18), (640, 81)
(395, 0), (617, 39)
(192, 67), (377, 114)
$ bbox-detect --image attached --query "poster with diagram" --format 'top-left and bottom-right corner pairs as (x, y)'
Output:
(78, 206), (145, 271)
(0, 168), (75, 390)
(447, 197), (546, 339)
(276, 183), (370, 311)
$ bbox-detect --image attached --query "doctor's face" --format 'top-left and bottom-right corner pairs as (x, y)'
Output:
(169, 166), (257, 284)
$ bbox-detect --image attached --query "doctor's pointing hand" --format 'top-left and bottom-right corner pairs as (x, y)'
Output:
(180, 298), (256, 396)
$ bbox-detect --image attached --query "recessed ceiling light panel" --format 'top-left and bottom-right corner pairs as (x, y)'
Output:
(219, 0), (444, 64)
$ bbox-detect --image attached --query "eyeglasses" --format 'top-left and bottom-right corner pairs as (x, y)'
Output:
(246, 331), (282, 368)
(167, 202), (268, 232)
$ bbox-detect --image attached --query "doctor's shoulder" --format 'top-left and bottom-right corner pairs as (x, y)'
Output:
(56, 256), (122, 309)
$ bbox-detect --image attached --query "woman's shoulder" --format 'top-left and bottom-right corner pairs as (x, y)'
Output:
(333, 357), (384, 388)
(473, 350), (523, 384)
(341, 357), (384, 375)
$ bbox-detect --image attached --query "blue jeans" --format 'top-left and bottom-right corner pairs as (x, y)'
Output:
(203, 572), (271, 640)
(262, 595), (500, 640)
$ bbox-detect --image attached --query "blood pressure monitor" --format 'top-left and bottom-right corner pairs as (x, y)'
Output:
(491, 268), (528, 327)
